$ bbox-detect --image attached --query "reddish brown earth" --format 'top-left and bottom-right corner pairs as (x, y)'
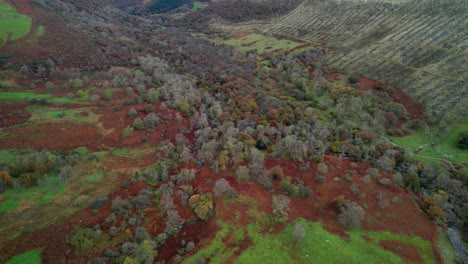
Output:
(2, 1), (107, 68)
(174, 155), (442, 263)
(0, 103), (30, 127)
(357, 76), (425, 120)
(380, 240), (424, 264)
(0, 123), (101, 151)
(0, 176), (153, 263)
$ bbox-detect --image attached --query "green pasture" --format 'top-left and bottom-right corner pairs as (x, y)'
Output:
(222, 33), (303, 55)
(184, 218), (437, 263)
(192, 1), (205, 11)
(0, 173), (66, 212)
(5, 249), (41, 264)
(24, 105), (98, 124)
(390, 121), (467, 164)
(0, 1), (32, 45)
(0, 92), (83, 104)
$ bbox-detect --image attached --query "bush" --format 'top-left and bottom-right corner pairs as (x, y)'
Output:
(272, 194), (291, 221)
(315, 175), (326, 183)
(133, 118), (145, 130)
(268, 165), (284, 180)
(338, 201), (365, 228)
(122, 126), (134, 138)
(143, 113), (159, 129)
(457, 131), (468, 149)
(293, 223), (306, 242)
(236, 166), (250, 183)
(103, 90), (112, 101)
(128, 108), (138, 118)
(90, 196), (108, 209)
(0, 171), (14, 192)
(317, 163), (328, 175)
(348, 76), (359, 84)
(280, 177), (300, 197)
(256, 139), (267, 150)
(45, 81), (56, 90)
(213, 178), (238, 198)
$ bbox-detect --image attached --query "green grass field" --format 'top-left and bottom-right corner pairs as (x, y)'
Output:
(0, 173), (66, 212)
(0, 91), (85, 104)
(192, 1), (205, 11)
(183, 218), (436, 263)
(389, 121), (468, 164)
(222, 34), (304, 55)
(0, 1), (32, 45)
(5, 249), (41, 264)
(23, 105), (98, 125)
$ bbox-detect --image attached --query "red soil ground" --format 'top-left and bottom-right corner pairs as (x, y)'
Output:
(0, 122), (101, 151)
(0, 177), (150, 263)
(357, 76), (425, 120)
(0, 103), (30, 127)
(168, 155), (442, 263)
(380, 240), (424, 264)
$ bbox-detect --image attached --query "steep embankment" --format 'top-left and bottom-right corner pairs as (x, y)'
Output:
(262, 0), (467, 127)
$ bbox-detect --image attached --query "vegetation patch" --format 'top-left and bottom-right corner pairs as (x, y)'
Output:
(235, 218), (436, 263)
(182, 222), (242, 264)
(5, 249), (41, 264)
(0, 173), (66, 212)
(25, 105), (98, 124)
(390, 121), (468, 164)
(192, 2), (204, 11)
(0, 1), (32, 46)
(222, 34), (304, 55)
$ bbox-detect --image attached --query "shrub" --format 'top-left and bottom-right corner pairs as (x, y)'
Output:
(281, 177), (300, 197)
(315, 175), (326, 183)
(45, 81), (56, 90)
(317, 163), (328, 175)
(293, 223), (306, 242)
(348, 76), (359, 84)
(103, 90), (112, 101)
(256, 139), (267, 150)
(122, 126), (134, 138)
(165, 210), (183, 235)
(272, 194), (291, 221)
(297, 180), (313, 198)
(76, 90), (87, 98)
(338, 201), (365, 228)
(133, 118), (145, 130)
(457, 131), (468, 149)
(144, 104), (155, 114)
(384, 102), (408, 120)
(236, 166), (250, 183)
(20, 172), (40, 187)
(143, 113), (159, 129)
(90, 94), (100, 103)
(128, 108), (138, 118)
(90, 196), (108, 209)
(268, 165), (284, 180)
(0, 171), (14, 192)
(213, 178), (238, 198)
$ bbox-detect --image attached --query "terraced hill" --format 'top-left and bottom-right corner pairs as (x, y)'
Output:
(262, 0), (467, 128)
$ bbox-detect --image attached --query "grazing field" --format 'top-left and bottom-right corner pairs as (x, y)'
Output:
(0, 1), (32, 45)
(389, 121), (468, 164)
(221, 33), (312, 56)
(5, 249), (41, 264)
(262, 0), (467, 129)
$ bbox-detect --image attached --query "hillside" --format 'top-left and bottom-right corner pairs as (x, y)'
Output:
(0, 0), (466, 263)
(261, 0), (467, 129)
